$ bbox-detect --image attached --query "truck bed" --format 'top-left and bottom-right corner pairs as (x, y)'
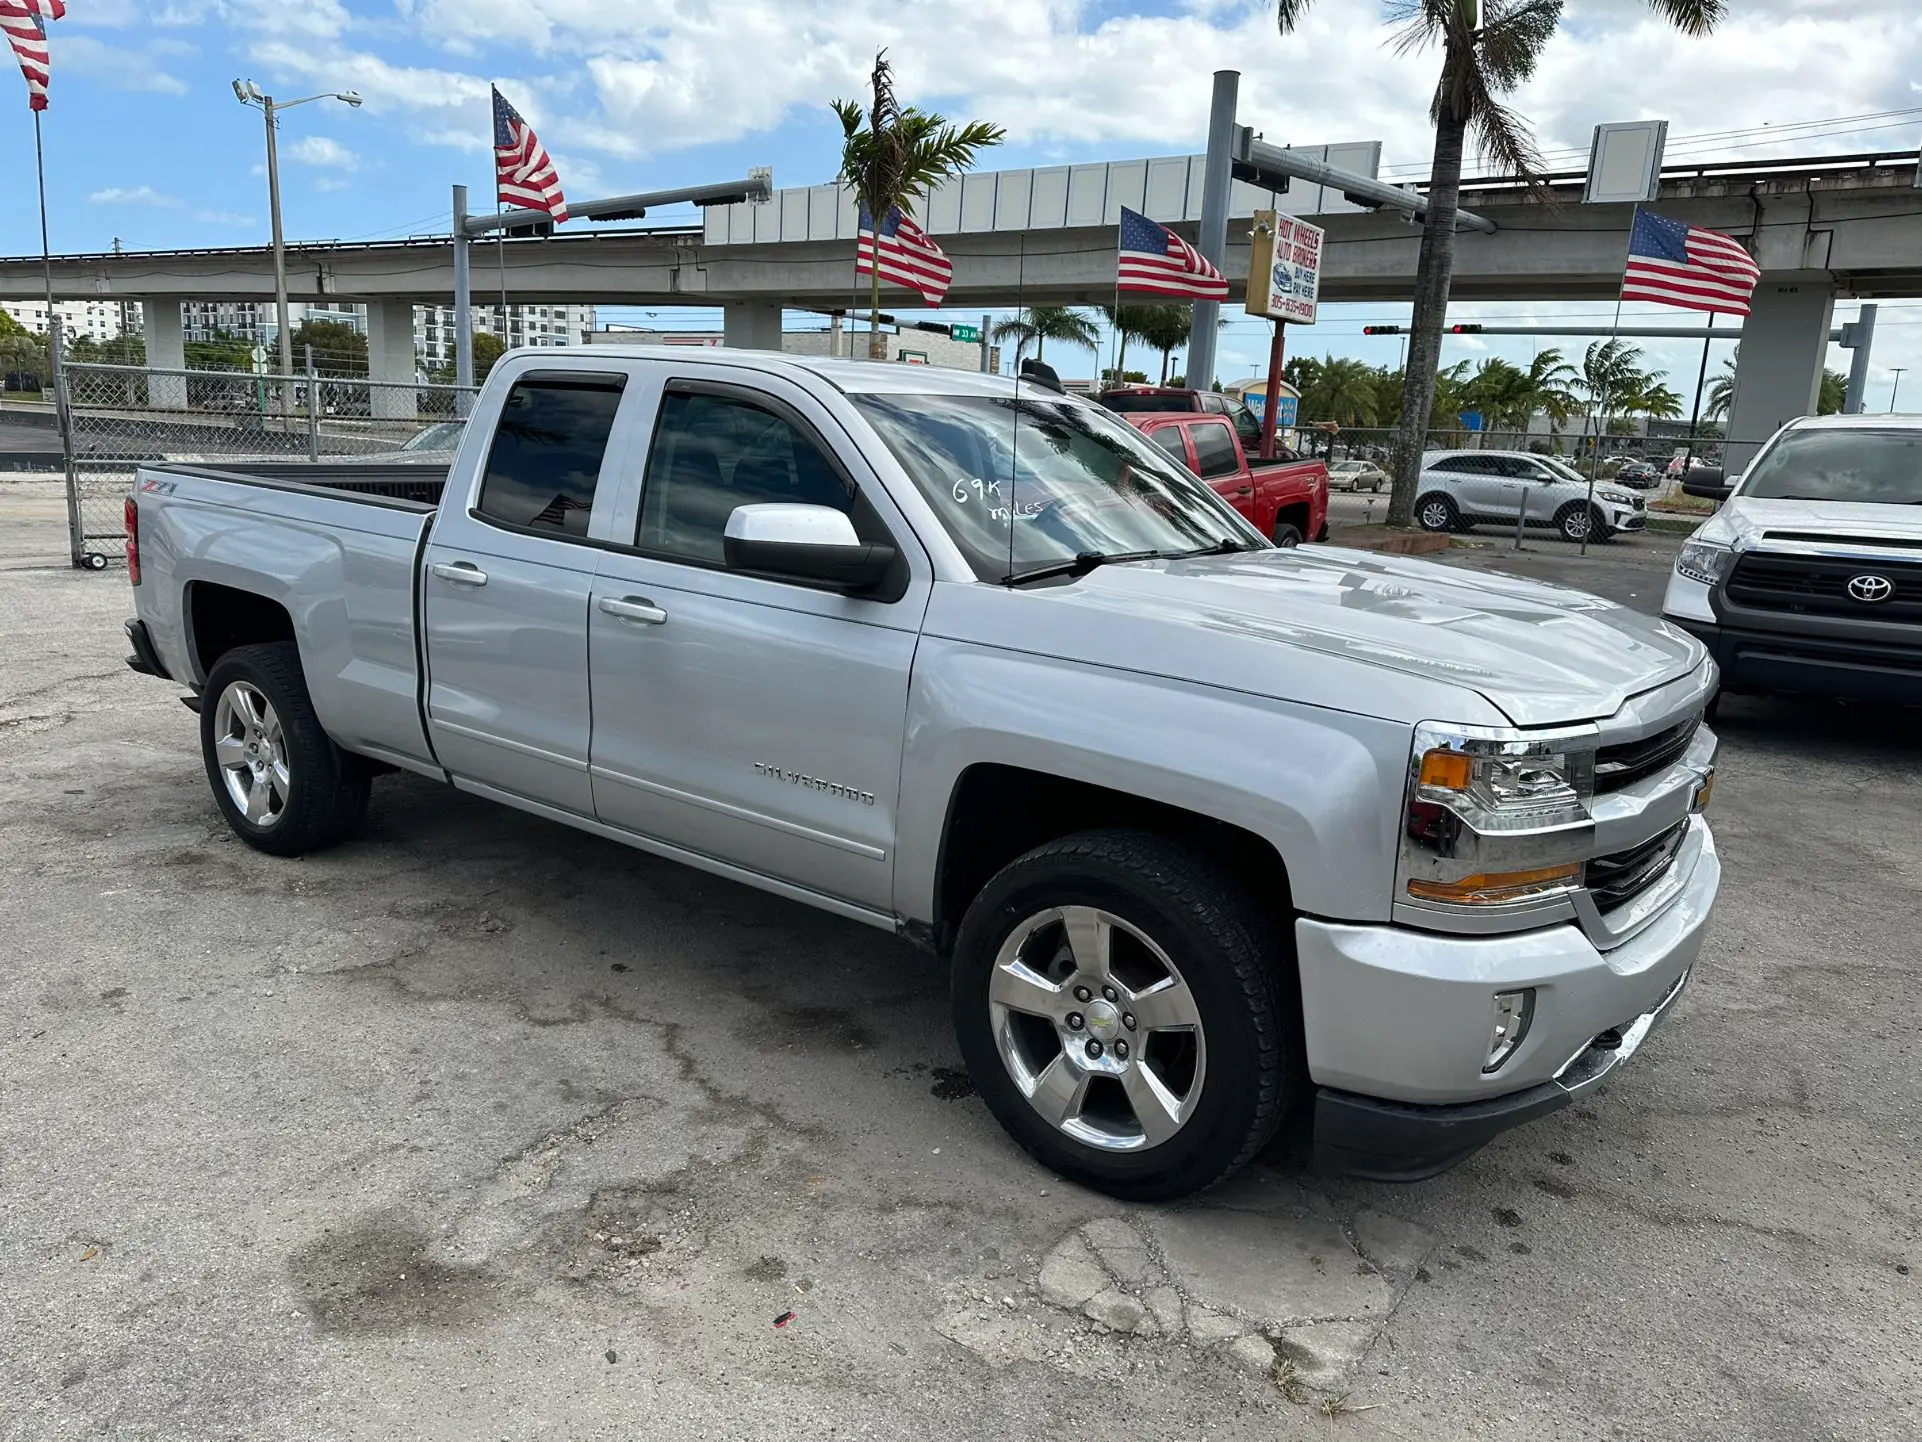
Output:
(149, 461), (449, 509)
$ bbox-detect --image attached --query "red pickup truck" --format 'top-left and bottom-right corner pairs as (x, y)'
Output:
(1122, 412), (1330, 546)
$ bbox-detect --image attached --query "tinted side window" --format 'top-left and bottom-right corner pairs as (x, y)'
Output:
(1189, 420), (1241, 479)
(1148, 427), (1191, 467)
(1429, 455), (1471, 473)
(637, 390), (854, 565)
(1225, 402), (1262, 445)
(475, 376), (625, 537)
(1101, 392), (1185, 414)
(1199, 393), (1227, 414)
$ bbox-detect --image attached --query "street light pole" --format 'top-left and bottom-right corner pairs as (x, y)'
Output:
(231, 81), (362, 381)
(261, 95), (291, 380)
(1893, 368), (1908, 412)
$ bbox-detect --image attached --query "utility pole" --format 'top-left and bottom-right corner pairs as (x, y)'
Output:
(231, 81), (362, 380)
(1185, 69), (1238, 394)
(1841, 304), (1877, 414)
(1893, 368), (1908, 412)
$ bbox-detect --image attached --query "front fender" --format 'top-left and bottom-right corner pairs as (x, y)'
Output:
(894, 638), (1412, 926)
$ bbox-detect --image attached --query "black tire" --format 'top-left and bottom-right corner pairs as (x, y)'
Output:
(1555, 501), (1605, 544)
(1415, 493), (1459, 533)
(200, 642), (370, 856)
(1272, 521), (1304, 548)
(951, 829), (1298, 1202)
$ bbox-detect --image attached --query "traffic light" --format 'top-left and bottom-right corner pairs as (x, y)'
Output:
(1450, 324), (1484, 334)
(1362, 325), (1403, 335)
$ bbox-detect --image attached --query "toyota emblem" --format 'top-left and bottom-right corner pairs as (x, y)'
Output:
(1847, 574), (1895, 604)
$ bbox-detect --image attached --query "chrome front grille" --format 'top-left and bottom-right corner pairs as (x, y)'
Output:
(1587, 820), (1689, 911)
(1594, 715), (1700, 795)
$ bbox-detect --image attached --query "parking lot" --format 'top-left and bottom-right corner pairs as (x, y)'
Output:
(2, 469), (1917, 1441)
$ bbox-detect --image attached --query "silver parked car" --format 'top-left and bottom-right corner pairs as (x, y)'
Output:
(1415, 449), (1648, 542)
(1328, 459), (1388, 492)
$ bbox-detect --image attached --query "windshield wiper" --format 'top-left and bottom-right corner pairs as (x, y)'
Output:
(1003, 549), (1168, 587)
(1178, 537), (1255, 557)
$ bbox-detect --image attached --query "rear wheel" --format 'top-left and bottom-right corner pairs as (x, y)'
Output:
(200, 642), (370, 856)
(1416, 493), (1459, 532)
(951, 830), (1297, 1201)
(1271, 521), (1304, 548)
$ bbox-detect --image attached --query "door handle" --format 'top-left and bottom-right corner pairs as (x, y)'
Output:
(431, 561), (488, 587)
(1235, 486), (1253, 496)
(599, 595), (668, 626)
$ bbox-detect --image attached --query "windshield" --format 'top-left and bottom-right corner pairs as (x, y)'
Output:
(1741, 429), (1922, 504)
(852, 392), (1262, 581)
(1541, 457), (1591, 484)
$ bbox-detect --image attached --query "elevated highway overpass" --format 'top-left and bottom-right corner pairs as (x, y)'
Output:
(10, 149), (1919, 465)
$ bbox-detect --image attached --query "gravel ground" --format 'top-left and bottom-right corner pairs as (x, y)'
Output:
(1, 472), (1916, 1441)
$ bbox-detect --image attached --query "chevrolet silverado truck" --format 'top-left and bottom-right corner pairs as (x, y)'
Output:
(1663, 413), (1922, 706)
(1121, 411), (1329, 546)
(123, 347), (1723, 1199)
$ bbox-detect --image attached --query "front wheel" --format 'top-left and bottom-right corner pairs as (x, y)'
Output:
(951, 830), (1297, 1201)
(201, 642), (371, 856)
(1555, 502), (1605, 544)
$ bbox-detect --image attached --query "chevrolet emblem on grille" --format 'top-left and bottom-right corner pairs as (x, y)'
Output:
(1846, 574), (1895, 604)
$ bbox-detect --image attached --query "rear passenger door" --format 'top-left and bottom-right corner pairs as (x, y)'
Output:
(586, 371), (928, 913)
(421, 367), (633, 816)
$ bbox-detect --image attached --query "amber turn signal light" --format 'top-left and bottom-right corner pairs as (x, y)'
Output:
(1418, 749), (1475, 790)
(1407, 863), (1581, 905)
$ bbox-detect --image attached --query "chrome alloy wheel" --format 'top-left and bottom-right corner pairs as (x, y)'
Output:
(988, 905), (1207, 1152)
(1419, 498), (1453, 530)
(212, 680), (290, 828)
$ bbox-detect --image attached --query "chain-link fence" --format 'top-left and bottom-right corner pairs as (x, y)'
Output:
(59, 362), (475, 569)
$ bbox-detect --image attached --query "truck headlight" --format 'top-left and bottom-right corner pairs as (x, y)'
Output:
(1675, 540), (1734, 587)
(1400, 723), (1596, 911)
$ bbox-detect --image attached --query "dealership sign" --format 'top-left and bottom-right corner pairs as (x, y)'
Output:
(1245, 210), (1324, 326)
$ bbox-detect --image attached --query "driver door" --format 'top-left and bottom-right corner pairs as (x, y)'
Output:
(586, 371), (929, 912)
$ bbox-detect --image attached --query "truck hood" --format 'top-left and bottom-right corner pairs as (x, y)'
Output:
(1004, 546), (1703, 727)
(1697, 495), (1922, 549)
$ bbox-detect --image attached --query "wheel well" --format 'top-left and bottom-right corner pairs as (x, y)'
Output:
(186, 582), (295, 681)
(933, 764), (1294, 953)
(1272, 502), (1310, 537)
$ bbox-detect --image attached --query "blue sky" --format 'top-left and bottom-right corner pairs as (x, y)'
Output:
(5, 0), (1919, 406)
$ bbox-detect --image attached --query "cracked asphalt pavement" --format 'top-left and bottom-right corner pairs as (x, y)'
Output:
(2, 474), (1917, 1440)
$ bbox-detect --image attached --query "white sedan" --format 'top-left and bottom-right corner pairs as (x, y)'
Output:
(1328, 459), (1388, 492)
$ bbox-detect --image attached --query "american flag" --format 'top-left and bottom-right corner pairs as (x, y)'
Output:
(856, 204), (953, 306)
(1117, 206), (1227, 301)
(1, 0), (64, 113)
(493, 87), (568, 223)
(1620, 209), (1760, 316)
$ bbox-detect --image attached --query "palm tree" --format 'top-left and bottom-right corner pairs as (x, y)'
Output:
(1818, 368), (1847, 415)
(1523, 347), (1580, 432)
(1276, 0), (1726, 524)
(1705, 353), (1737, 421)
(1627, 379), (1684, 422)
(1129, 305), (1196, 383)
(1464, 357), (1532, 431)
(833, 52), (1003, 360)
(1303, 356), (1384, 426)
(1577, 338), (1647, 440)
(990, 306), (1100, 367)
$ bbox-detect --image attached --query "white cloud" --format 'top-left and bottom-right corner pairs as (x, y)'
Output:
(286, 135), (360, 171)
(89, 186), (185, 208)
(249, 39), (491, 114)
(59, 35), (190, 95)
(193, 210), (257, 227)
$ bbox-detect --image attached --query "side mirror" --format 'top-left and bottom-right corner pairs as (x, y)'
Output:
(1682, 468), (1734, 503)
(723, 504), (896, 592)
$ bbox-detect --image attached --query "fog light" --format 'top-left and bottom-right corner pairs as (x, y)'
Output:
(1692, 771), (1715, 812)
(1484, 989), (1535, 1073)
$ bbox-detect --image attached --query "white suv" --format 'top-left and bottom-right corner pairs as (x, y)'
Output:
(1415, 449), (1648, 543)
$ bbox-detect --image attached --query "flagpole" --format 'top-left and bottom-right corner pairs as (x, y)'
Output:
(33, 108), (66, 444)
(1682, 322), (1715, 473)
(1582, 211), (1637, 557)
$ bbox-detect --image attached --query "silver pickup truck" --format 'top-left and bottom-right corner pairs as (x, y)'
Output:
(123, 348), (1722, 1199)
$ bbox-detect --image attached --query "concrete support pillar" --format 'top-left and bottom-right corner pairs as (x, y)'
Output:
(142, 300), (187, 410)
(1726, 278), (1835, 472)
(364, 300), (419, 421)
(723, 302), (782, 352)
